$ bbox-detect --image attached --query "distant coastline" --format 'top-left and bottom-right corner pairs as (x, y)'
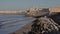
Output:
(0, 11), (25, 14)
(0, 7), (60, 14)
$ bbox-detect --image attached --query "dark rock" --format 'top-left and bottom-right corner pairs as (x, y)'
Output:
(49, 13), (60, 25)
(27, 16), (60, 34)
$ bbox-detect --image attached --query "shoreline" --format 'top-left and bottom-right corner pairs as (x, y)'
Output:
(10, 13), (60, 34)
(10, 22), (33, 34)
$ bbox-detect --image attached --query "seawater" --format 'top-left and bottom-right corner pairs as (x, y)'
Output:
(0, 14), (35, 34)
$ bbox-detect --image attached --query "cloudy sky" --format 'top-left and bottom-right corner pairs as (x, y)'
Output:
(0, 0), (60, 10)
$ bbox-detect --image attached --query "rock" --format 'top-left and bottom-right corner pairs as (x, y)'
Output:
(25, 8), (50, 17)
(49, 13), (60, 25)
(27, 16), (60, 34)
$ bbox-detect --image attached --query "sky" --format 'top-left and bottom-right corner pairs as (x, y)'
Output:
(0, 0), (60, 10)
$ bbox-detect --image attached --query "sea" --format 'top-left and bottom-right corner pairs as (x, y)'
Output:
(0, 14), (35, 34)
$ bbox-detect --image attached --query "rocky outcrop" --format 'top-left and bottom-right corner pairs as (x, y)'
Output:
(26, 16), (60, 34)
(25, 8), (50, 17)
(11, 16), (60, 34)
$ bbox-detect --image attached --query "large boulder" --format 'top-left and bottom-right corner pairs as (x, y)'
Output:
(25, 8), (50, 17)
(27, 16), (60, 34)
